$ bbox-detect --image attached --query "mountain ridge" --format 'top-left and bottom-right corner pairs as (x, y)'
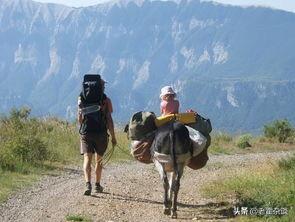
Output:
(1, 0), (295, 132)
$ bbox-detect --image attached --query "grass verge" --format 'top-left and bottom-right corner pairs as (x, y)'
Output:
(0, 168), (38, 202)
(0, 109), (133, 203)
(202, 154), (295, 221)
(209, 132), (294, 155)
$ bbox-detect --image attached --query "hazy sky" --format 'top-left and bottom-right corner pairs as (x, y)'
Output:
(33, 0), (295, 13)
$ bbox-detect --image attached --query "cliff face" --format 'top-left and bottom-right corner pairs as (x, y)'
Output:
(1, 0), (295, 132)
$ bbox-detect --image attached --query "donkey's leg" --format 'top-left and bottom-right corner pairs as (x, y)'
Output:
(155, 160), (171, 215)
(168, 171), (175, 207)
(171, 173), (179, 219)
(171, 164), (184, 219)
(163, 171), (171, 215)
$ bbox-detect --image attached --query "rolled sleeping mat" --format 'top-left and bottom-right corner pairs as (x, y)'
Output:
(155, 112), (196, 127)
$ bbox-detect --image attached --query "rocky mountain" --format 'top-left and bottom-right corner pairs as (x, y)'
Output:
(1, 0), (295, 132)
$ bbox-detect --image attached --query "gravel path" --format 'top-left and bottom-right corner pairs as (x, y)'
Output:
(0, 151), (293, 222)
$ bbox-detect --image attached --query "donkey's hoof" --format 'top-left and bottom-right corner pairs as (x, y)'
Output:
(164, 208), (171, 215)
(171, 211), (177, 219)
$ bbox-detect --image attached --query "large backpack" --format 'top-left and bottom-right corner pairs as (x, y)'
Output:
(128, 111), (157, 141)
(79, 74), (107, 135)
(187, 113), (212, 170)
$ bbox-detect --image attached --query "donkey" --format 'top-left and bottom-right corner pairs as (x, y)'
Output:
(152, 121), (192, 218)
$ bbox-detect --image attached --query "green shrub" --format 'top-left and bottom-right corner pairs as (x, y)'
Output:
(9, 107), (31, 120)
(236, 134), (252, 149)
(0, 107), (79, 173)
(0, 120), (49, 171)
(263, 119), (294, 143)
(7, 136), (48, 163)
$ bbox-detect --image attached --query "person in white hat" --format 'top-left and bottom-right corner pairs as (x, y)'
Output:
(160, 86), (179, 116)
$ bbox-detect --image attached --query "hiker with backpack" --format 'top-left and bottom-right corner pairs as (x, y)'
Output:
(78, 74), (117, 195)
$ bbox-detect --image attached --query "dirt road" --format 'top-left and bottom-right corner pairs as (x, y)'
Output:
(0, 151), (292, 222)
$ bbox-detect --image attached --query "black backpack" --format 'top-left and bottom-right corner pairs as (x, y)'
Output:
(188, 114), (212, 138)
(79, 74), (107, 135)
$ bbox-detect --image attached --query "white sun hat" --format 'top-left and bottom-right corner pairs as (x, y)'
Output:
(159, 86), (176, 99)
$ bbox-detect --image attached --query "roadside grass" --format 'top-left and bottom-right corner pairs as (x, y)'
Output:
(0, 169), (39, 202)
(66, 214), (92, 222)
(202, 154), (295, 221)
(0, 109), (81, 203)
(41, 118), (81, 164)
(0, 110), (133, 203)
(209, 132), (294, 155)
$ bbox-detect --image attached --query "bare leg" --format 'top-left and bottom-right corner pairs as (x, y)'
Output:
(83, 153), (93, 182)
(95, 154), (103, 184)
(83, 153), (93, 195)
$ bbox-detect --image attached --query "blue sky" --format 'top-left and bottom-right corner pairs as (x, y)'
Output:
(33, 0), (295, 13)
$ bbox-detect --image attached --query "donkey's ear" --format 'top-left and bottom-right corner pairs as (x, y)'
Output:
(123, 124), (129, 133)
(123, 124), (129, 140)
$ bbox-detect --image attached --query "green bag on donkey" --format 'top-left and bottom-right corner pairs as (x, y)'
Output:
(128, 111), (157, 141)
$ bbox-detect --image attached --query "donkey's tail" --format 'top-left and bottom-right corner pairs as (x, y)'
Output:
(169, 122), (178, 175)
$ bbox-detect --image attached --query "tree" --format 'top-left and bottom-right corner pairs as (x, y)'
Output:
(10, 107), (31, 120)
(263, 119), (294, 143)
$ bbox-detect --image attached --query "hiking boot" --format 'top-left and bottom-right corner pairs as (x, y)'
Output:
(95, 183), (103, 193)
(84, 182), (92, 196)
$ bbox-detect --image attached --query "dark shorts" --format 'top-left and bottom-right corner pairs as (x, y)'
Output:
(80, 132), (109, 156)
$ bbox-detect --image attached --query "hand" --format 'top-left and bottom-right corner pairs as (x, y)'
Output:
(111, 137), (117, 147)
(186, 109), (197, 114)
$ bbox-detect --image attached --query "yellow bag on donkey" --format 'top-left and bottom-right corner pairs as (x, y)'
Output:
(155, 112), (196, 127)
